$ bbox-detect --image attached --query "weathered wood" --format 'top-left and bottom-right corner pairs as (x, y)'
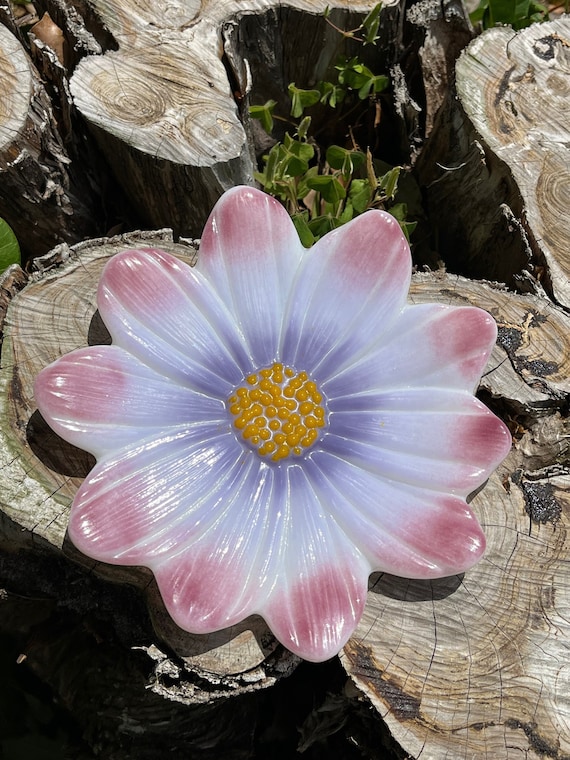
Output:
(4, 231), (570, 757)
(405, 0), (474, 137)
(456, 18), (570, 307)
(416, 17), (570, 303)
(0, 584), (261, 760)
(0, 230), (300, 686)
(342, 272), (570, 759)
(64, 0), (402, 237)
(0, 21), (102, 258)
(3, 3), (570, 757)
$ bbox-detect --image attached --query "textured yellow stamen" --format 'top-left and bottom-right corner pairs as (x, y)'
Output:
(228, 362), (326, 462)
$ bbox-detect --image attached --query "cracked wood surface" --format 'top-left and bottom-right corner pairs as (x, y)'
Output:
(3, 234), (570, 757)
(67, 0), (396, 237)
(0, 18), (101, 256)
(342, 273), (570, 759)
(417, 17), (570, 305)
(456, 19), (570, 309)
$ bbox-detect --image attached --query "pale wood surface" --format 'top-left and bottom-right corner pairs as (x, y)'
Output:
(3, 2), (570, 757)
(416, 17), (570, 300)
(67, 0), (401, 236)
(70, 0), (377, 163)
(4, 233), (570, 756)
(0, 17), (101, 256)
(456, 18), (570, 308)
(0, 231), (296, 684)
(343, 272), (570, 759)
(0, 21), (31, 149)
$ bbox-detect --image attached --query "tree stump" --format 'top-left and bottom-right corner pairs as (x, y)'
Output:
(2, 1), (570, 758)
(0, 15), (103, 258)
(65, 0), (403, 237)
(343, 273), (570, 759)
(417, 17), (570, 303)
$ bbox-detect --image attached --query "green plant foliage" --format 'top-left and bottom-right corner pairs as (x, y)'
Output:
(249, 3), (415, 246)
(249, 100), (277, 133)
(0, 218), (21, 274)
(469, 0), (548, 29)
(317, 80), (346, 108)
(323, 3), (383, 44)
(288, 84), (321, 118)
(361, 3), (383, 44)
(335, 56), (389, 99)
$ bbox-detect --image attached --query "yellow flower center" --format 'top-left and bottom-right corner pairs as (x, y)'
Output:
(228, 362), (326, 462)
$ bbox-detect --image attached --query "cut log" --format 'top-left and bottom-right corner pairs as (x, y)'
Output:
(65, 0), (401, 237)
(456, 18), (570, 306)
(416, 17), (570, 303)
(342, 271), (570, 759)
(0, 229), (297, 679)
(3, 230), (570, 756)
(3, 3), (570, 757)
(0, 229), (305, 755)
(0, 21), (102, 258)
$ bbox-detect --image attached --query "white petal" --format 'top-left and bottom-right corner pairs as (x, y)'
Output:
(198, 186), (305, 367)
(280, 210), (410, 377)
(35, 344), (226, 458)
(324, 303), (499, 398)
(305, 452), (486, 579)
(98, 247), (250, 394)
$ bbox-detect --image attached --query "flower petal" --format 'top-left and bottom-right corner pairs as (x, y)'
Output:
(324, 303), (498, 398)
(262, 465), (369, 662)
(68, 426), (247, 561)
(98, 247), (250, 394)
(306, 452), (486, 578)
(324, 389), (511, 495)
(198, 186), (305, 367)
(149, 463), (369, 660)
(280, 210), (411, 377)
(152, 462), (286, 633)
(34, 345), (225, 458)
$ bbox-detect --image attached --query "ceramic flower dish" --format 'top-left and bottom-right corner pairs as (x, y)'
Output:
(35, 186), (511, 662)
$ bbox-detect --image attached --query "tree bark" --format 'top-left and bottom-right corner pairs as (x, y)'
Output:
(0, 18), (103, 258)
(417, 17), (570, 303)
(63, 0), (402, 237)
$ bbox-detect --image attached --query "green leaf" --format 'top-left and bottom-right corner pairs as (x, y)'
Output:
(358, 73), (389, 99)
(306, 175), (346, 204)
(282, 133), (314, 175)
(348, 179), (373, 213)
(308, 215), (338, 239)
(338, 201), (355, 225)
(318, 81), (346, 108)
(0, 218), (21, 274)
(400, 220), (417, 242)
(292, 212), (316, 247)
(297, 116), (312, 141)
(296, 164), (319, 197)
(469, 0), (488, 24)
(288, 83), (321, 118)
(262, 142), (283, 186)
(487, 0), (517, 24)
(249, 100), (277, 134)
(379, 166), (401, 200)
(387, 203), (416, 242)
(326, 145), (365, 175)
(336, 59), (388, 99)
(362, 3), (383, 44)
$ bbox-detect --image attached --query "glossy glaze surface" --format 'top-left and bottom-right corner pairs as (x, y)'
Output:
(35, 186), (511, 661)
